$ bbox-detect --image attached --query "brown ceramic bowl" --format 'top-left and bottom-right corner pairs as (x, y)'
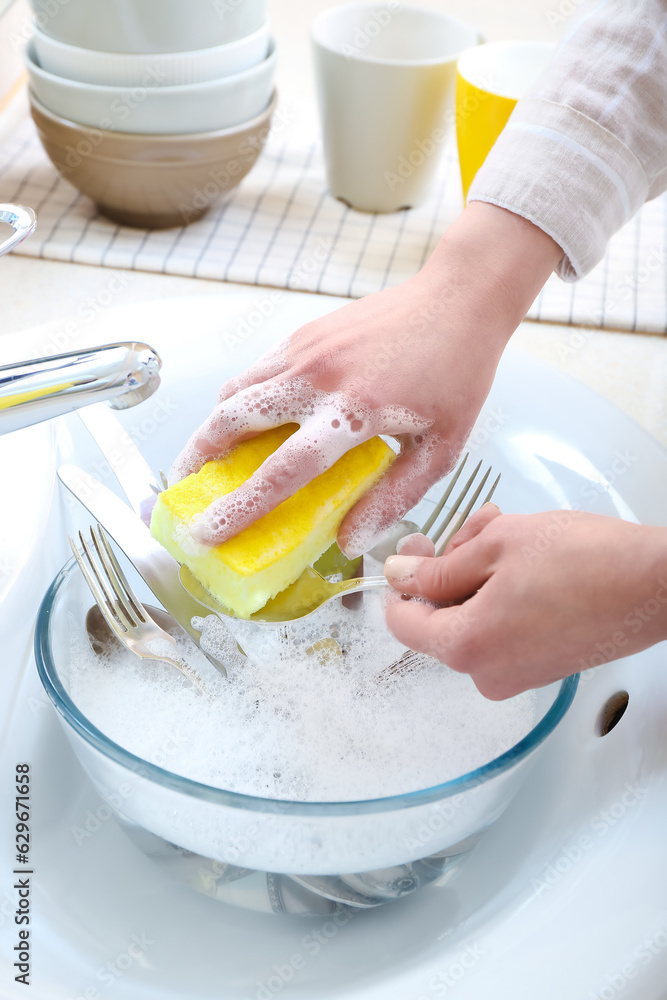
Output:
(30, 90), (277, 229)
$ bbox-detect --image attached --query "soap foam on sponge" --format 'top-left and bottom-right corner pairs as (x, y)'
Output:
(151, 425), (395, 618)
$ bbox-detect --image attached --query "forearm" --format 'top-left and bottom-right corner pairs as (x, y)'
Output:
(420, 201), (563, 352)
(621, 524), (667, 652)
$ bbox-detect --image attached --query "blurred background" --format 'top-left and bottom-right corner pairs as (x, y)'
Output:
(1, 0), (567, 146)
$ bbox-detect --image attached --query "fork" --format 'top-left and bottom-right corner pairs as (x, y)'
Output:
(70, 525), (213, 698)
(419, 453), (500, 556)
(369, 453), (500, 561)
(375, 454), (499, 679)
(178, 454), (499, 626)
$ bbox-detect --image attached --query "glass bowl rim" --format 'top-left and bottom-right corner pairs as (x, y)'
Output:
(35, 557), (579, 817)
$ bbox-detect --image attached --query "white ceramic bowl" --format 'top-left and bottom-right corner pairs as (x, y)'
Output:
(29, 0), (268, 54)
(25, 39), (277, 135)
(31, 19), (271, 87)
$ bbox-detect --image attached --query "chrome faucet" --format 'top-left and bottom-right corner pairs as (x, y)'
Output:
(0, 343), (162, 434)
(0, 204), (162, 434)
(0, 203), (37, 257)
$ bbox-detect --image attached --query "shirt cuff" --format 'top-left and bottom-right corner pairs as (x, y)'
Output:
(467, 97), (649, 281)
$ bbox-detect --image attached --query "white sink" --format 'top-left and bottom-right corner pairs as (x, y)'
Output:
(0, 420), (60, 743)
(1, 291), (666, 999)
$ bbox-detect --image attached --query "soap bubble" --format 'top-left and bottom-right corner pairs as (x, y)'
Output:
(67, 593), (537, 803)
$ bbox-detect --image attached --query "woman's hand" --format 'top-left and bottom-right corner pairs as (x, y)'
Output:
(384, 507), (667, 699)
(171, 203), (562, 556)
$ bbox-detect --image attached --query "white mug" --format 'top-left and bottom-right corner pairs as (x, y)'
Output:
(311, 2), (480, 212)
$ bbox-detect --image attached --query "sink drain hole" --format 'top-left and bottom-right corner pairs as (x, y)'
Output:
(595, 691), (629, 736)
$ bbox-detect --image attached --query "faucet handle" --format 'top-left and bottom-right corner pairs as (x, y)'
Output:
(0, 204), (37, 258)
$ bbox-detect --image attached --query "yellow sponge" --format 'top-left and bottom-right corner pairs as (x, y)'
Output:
(151, 424), (395, 618)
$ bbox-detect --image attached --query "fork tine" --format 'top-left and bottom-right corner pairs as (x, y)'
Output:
(84, 528), (137, 630)
(481, 472), (501, 509)
(94, 527), (181, 658)
(379, 649), (423, 680)
(428, 459), (483, 547)
(69, 535), (130, 638)
(92, 537), (212, 695)
(77, 531), (116, 612)
(93, 525), (146, 624)
(78, 530), (135, 631)
(72, 533), (215, 699)
(434, 466), (494, 557)
(420, 453), (469, 537)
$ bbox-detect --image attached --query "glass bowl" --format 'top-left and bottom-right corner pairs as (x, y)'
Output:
(35, 558), (578, 914)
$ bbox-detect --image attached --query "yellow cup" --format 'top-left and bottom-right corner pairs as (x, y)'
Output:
(456, 41), (556, 201)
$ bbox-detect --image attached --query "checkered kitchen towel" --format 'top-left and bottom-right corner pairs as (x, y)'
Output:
(2, 114), (666, 333)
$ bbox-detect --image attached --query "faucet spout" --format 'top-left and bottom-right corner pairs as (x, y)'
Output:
(0, 342), (162, 434)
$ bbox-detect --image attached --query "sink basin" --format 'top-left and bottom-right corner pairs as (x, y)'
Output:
(1, 292), (667, 998)
(0, 420), (60, 741)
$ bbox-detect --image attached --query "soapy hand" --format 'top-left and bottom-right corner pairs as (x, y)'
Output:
(384, 507), (667, 699)
(171, 203), (562, 556)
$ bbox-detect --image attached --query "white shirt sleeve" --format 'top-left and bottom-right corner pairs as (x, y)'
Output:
(467, 0), (667, 281)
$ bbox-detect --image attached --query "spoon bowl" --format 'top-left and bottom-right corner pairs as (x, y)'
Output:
(179, 564), (387, 625)
(85, 602), (183, 657)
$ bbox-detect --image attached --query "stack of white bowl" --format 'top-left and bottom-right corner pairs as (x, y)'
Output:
(24, 0), (277, 228)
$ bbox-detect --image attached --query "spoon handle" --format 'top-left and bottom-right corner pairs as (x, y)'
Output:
(334, 575), (388, 597)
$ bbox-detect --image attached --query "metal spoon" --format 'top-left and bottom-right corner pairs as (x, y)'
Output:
(85, 602), (189, 658)
(179, 564), (388, 626)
